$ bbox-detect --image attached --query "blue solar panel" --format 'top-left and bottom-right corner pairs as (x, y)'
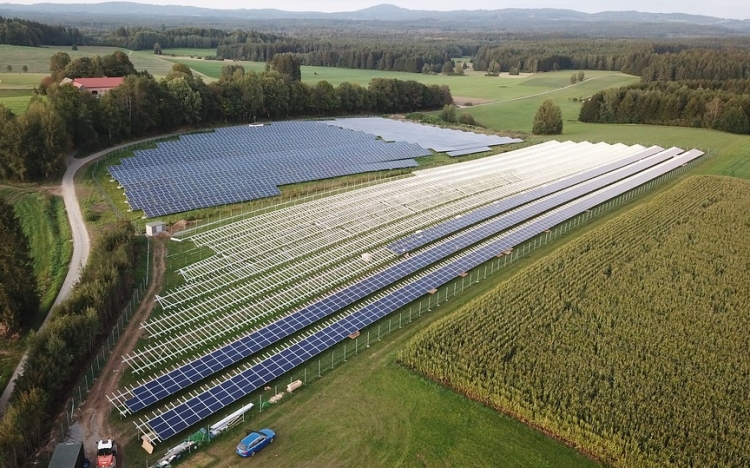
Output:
(109, 122), (431, 217)
(123, 146), (688, 415)
(388, 146), (671, 254)
(144, 148), (704, 442)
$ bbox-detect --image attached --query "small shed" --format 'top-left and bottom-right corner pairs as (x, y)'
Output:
(49, 441), (85, 468)
(145, 221), (166, 237)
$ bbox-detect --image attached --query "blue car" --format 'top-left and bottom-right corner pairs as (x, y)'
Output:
(236, 428), (275, 457)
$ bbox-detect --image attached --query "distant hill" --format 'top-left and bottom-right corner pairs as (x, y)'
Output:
(1, 2), (749, 35)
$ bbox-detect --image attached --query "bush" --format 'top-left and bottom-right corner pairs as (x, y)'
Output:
(440, 104), (457, 123)
(458, 112), (477, 126)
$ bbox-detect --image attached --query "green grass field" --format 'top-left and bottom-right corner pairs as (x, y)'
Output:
(160, 48), (218, 57)
(0, 186), (72, 395)
(0, 44), (175, 76)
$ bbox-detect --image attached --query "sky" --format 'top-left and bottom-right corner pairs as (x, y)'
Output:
(8, 0), (750, 20)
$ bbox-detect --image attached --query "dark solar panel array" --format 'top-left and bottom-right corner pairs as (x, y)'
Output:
(109, 122), (430, 217)
(145, 148), (704, 442)
(388, 146), (671, 254)
(124, 146), (681, 415)
(446, 147), (493, 157)
(328, 118), (523, 153)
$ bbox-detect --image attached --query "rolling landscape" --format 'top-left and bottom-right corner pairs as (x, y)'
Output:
(0, 2), (749, 467)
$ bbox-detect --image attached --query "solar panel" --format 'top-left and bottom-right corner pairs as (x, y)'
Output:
(388, 146), (671, 253)
(328, 117), (523, 153)
(121, 146), (688, 415)
(140, 148), (704, 442)
(109, 121), (432, 217)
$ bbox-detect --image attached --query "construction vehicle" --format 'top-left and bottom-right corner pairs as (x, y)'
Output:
(96, 439), (117, 468)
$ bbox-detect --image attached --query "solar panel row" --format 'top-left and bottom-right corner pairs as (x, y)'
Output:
(328, 117), (523, 153)
(123, 146), (682, 415)
(109, 121), (431, 217)
(388, 146), (671, 253)
(143, 148), (704, 442)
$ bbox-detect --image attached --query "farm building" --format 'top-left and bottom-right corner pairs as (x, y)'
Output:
(70, 77), (124, 96)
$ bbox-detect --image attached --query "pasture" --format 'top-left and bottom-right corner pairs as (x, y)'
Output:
(401, 175), (750, 467)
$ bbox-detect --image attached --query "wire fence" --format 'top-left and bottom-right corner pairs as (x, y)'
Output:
(145, 153), (711, 467)
(53, 239), (151, 445)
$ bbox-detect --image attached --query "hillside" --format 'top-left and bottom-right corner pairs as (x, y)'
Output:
(0, 3), (749, 35)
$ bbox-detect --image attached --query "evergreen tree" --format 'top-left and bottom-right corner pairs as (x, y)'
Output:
(533, 99), (563, 135)
(0, 199), (39, 334)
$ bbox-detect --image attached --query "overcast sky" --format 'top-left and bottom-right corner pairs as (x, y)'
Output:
(10, 1), (750, 20)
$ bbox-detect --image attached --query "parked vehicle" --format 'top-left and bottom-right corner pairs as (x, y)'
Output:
(96, 439), (117, 468)
(235, 429), (275, 457)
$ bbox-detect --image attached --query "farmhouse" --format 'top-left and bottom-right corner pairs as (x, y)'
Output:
(69, 77), (124, 96)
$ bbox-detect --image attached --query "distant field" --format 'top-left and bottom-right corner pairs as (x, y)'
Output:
(0, 88), (35, 114)
(164, 57), (634, 101)
(160, 47), (217, 57)
(0, 44), (175, 77)
(401, 175), (750, 467)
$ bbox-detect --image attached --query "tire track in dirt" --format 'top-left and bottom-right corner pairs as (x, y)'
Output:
(78, 239), (167, 465)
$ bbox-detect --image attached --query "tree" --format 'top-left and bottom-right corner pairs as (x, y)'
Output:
(0, 198), (39, 335)
(64, 56), (102, 79)
(533, 99), (563, 135)
(5, 65), (10, 73)
(509, 66), (519, 76)
(440, 104), (457, 123)
(577, 71), (585, 82)
(570, 73), (578, 84)
(49, 51), (71, 82)
(165, 77), (202, 124)
(270, 53), (301, 81)
(21, 65), (27, 73)
(441, 61), (455, 75)
(421, 63), (431, 75)
(100, 51), (136, 77)
(153, 42), (162, 55)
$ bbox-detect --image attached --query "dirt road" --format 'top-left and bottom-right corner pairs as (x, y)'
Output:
(78, 239), (167, 464)
(0, 133), (183, 415)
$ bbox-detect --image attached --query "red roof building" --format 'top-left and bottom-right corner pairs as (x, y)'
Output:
(71, 77), (125, 96)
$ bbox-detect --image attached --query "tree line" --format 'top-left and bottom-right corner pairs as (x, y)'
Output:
(579, 80), (750, 134)
(472, 39), (750, 82)
(216, 38), (481, 74)
(0, 198), (38, 335)
(97, 26), (231, 51)
(0, 51), (452, 183)
(0, 16), (86, 46)
(0, 221), (137, 468)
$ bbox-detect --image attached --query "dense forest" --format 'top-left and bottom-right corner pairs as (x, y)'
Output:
(579, 80), (750, 134)
(0, 221), (137, 468)
(0, 51), (452, 182)
(472, 39), (750, 78)
(0, 16), (86, 46)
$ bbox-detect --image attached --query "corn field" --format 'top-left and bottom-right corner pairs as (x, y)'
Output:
(400, 175), (750, 467)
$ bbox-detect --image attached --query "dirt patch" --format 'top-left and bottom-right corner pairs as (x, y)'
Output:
(452, 96), (492, 107)
(170, 219), (189, 234)
(77, 239), (167, 465)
